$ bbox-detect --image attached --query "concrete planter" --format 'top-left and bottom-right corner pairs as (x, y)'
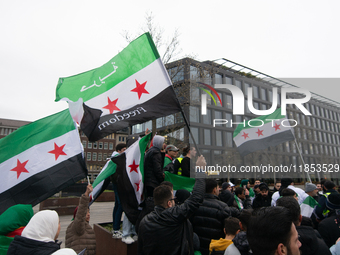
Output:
(95, 191), (115, 202)
(94, 223), (138, 255)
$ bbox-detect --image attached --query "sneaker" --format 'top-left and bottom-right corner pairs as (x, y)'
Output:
(122, 236), (135, 244)
(112, 230), (123, 239)
(132, 235), (138, 241)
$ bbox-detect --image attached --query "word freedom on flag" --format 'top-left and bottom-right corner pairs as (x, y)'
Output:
(0, 110), (87, 214)
(233, 108), (295, 157)
(55, 33), (181, 142)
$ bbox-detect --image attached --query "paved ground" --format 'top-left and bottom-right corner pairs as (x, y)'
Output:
(34, 201), (114, 248)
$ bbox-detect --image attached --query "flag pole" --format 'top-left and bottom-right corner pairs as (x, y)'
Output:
(294, 139), (312, 183)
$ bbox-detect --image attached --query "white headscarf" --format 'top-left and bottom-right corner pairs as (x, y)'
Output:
(52, 248), (77, 255)
(22, 210), (59, 242)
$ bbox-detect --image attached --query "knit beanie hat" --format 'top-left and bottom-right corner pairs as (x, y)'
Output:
(222, 182), (230, 190)
(326, 193), (340, 211)
(305, 183), (318, 193)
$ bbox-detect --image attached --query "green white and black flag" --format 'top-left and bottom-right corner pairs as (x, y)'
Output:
(55, 33), (181, 142)
(0, 110), (87, 214)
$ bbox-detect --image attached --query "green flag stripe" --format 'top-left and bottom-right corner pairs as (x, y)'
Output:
(55, 33), (160, 102)
(233, 108), (285, 137)
(92, 161), (117, 188)
(0, 110), (75, 163)
(138, 133), (152, 182)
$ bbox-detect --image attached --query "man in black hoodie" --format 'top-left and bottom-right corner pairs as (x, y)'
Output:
(276, 196), (331, 255)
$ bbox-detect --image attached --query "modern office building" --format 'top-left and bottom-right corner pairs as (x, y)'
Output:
(133, 57), (340, 181)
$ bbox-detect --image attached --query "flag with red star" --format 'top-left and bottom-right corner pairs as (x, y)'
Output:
(110, 132), (152, 224)
(55, 32), (181, 142)
(233, 108), (295, 156)
(0, 110), (87, 214)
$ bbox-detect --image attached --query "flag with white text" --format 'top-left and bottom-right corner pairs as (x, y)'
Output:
(0, 110), (87, 214)
(55, 33), (181, 141)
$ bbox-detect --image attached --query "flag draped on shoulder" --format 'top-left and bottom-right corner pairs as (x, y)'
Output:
(300, 196), (320, 218)
(164, 171), (195, 192)
(233, 108), (295, 156)
(111, 133), (152, 224)
(0, 110), (87, 214)
(55, 33), (182, 142)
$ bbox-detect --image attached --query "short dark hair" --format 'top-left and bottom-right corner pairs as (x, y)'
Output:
(247, 206), (293, 255)
(115, 143), (126, 152)
(182, 145), (190, 156)
(280, 188), (296, 197)
(234, 187), (245, 196)
(153, 185), (172, 207)
(324, 180), (336, 190)
(160, 181), (174, 189)
(276, 196), (300, 226)
(205, 179), (218, 193)
(238, 209), (253, 231)
(224, 217), (240, 235)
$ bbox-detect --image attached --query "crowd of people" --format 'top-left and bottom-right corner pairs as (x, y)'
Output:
(2, 134), (340, 255)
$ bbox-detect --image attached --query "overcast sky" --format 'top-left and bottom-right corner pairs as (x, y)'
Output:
(1, 0), (339, 121)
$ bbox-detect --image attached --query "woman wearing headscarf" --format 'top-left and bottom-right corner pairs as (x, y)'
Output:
(7, 210), (61, 255)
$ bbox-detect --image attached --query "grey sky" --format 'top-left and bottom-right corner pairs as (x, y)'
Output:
(1, 0), (339, 121)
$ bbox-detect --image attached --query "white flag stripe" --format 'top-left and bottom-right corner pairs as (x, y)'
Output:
(86, 59), (171, 115)
(234, 118), (293, 147)
(0, 129), (83, 194)
(125, 139), (143, 205)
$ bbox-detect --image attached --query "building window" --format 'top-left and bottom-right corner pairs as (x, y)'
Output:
(104, 142), (108, 150)
(93, 142), (97, 149)
(82, 140), (87, 148)
(226, 132), (233, 147)
(235, 80), (242, 90)
(253, 86), (259, 98)
(98, 153), (102, 161)
(92, 152), (97, 161)
(190, 106), (200, 123)
(214, 111), (223, 126)
(204, 129), (211, 145)
(202, 109), (212, 125)
(109, 143), (113, 150)
(103, 153), (107, 160)
(87, 152), (91, 161)
(99, 142), (103, 149)
(261, 88), (267, 100)
(225, 94), (232, 109)
(190, 127), (199, 145)
(215, 73), (223, 84)
(224, 76), (232, 85)
(216, 130), (222, 146)
(244, 83), (251, 97)
(88, 142), (92, 149)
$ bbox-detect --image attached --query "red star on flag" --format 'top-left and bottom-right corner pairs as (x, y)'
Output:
(103, 97), (120, 114)
(241, 132), (249, 139)
(131, 80), (149, 99)
(129, 160), (139, 173)
(256, 129), (264, 137)
(48, 143), (67, 160)
(273, 123), (281, 131)
(10, 159), (29, 179)
(135, 180), (141, 192)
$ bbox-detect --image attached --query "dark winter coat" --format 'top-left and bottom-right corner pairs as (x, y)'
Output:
(252, 192), (272, 209)
(6, 235), (60, 255)
(232, 231), (252, 255)
(190, 194), (240, 255)
(318, 212), (340, 248)
(144, 146), (165, 189)
(297, 225), (331, 255)
(65, 194), (96, 255)
(138, 178), (205, 255)
(218, 189), (234, 207)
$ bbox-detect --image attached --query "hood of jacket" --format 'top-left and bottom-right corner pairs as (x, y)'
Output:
(152, 135), (164, 150)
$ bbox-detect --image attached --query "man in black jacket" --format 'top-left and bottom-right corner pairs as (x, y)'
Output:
(191, 179), (240, 255)
(218, 182), (234, 206)
(138, 156), (206, 255)
(276, 196), (331, 255)
(144, 135), (165, 197)
(252, 183), (272, 209)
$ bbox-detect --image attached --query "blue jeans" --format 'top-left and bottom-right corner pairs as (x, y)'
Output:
(122, 215), (137, 237)
(112, 183), (123, 231)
